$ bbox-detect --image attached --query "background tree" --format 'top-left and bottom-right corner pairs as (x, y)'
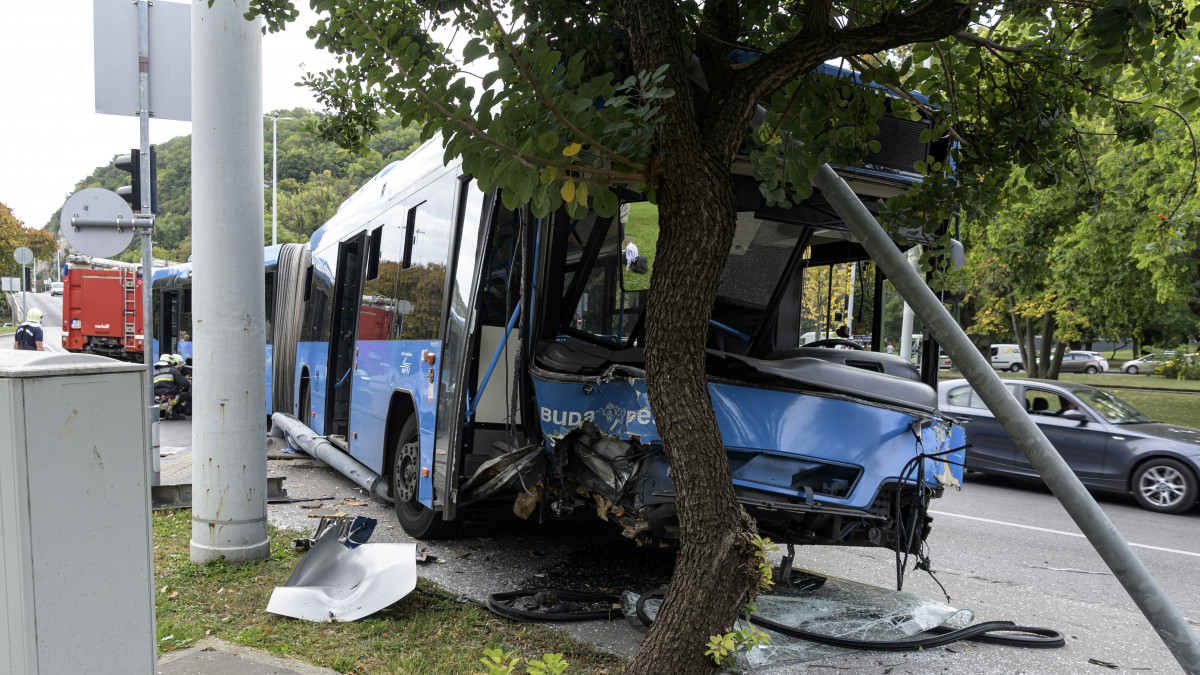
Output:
(1, 202), (56, 279)
(247, 0), (1197, 671)
(961, 47), (1200, 374)
(46, 110), (422, 263)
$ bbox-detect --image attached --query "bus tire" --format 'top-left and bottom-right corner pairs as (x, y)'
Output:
(392, 414), (458, 539)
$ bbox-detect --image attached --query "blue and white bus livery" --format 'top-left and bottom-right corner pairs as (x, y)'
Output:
(258, 125), (965, 553)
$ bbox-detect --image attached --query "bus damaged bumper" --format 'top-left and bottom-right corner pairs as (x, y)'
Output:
(526, 359), (964, 550)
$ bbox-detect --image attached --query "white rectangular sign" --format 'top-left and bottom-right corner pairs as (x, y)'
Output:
(94, 0), (191, 121)
(1, 277), (19, 292)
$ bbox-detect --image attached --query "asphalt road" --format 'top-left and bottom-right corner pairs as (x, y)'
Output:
(150, 425), (1200, 674)
(1, 290), (66, 352)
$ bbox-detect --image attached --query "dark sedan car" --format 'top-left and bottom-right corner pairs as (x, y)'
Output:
(939, 378), (1200, 513)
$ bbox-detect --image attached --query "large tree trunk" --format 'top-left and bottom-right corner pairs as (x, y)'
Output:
(620, 1), (761, 673)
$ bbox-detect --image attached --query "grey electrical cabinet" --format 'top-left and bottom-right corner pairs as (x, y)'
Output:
(0, 351), (155, 674)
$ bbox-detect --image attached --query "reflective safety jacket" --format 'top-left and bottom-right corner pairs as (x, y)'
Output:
(154, 363), (189, 395)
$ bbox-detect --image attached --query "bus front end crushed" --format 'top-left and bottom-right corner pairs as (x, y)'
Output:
(528, 346), (963, 550)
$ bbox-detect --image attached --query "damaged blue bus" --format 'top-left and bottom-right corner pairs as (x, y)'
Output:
(249, 107), (967, 554)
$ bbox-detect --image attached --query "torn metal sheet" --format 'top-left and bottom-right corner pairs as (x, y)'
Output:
(624, 570), (973, 669)
(266, 528), (417, 622)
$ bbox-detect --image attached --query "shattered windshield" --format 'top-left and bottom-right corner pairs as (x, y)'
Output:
(718, 214), (804, 308)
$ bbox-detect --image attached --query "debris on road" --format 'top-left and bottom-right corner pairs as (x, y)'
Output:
(268, 517), (415, 622)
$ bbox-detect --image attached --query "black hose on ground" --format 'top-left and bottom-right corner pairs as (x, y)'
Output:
(633, 587), (1065, 651)
(486, 589), (624, 622)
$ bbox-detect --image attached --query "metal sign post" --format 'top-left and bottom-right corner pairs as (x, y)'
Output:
(136, 0), (158, 489)
(13, 247), (33, 319)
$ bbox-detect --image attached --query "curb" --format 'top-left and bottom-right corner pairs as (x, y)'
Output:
(157, 637), (341, 675)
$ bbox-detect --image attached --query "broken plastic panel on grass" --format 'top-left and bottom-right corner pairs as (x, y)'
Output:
(266, 517), (417, 623)
(624, 570), (973, 669)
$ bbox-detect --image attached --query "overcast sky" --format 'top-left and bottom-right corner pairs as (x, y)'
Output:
(0, 1), (334, 230)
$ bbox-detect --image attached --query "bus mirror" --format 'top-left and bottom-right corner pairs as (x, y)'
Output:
(620, 203), (656, 293)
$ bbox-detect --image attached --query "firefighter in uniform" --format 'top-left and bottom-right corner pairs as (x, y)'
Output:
(12, 308), (45, 351)
(154, 354), (191, 419)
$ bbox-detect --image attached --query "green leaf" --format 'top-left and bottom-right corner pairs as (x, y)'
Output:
(592, 187), (618, 218)
(462, 38), (489, 64)
(538, 132), (558, 152)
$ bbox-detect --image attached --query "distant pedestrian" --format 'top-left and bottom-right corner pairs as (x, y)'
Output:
(624, 236), (639, 270)
(885, 341), (895, 355)
(13, 308), (44, 351)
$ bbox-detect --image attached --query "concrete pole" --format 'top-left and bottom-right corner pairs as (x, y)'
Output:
(899, 246), (919, 361)
(811, 164), (1200, 672)
(190, 0), (269, 563)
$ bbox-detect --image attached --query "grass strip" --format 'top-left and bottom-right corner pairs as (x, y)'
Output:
(153, 510), (623, 674)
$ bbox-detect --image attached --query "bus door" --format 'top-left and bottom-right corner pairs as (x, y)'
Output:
(157, 289), (180, 357)
(327, 234), (367, 441)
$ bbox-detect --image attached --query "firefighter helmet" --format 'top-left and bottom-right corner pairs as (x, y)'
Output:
(25, 308), (42, 323)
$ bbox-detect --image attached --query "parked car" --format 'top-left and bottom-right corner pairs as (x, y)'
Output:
(50, 281), (64, 296)
(939, 378), (1200, 513)
(1058, 351), (1108, 373)
(1122, 353), (1171, 375)
(990, 344), (1023, 371)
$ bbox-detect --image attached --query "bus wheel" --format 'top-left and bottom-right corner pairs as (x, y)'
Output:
(392, 415), (458, 539)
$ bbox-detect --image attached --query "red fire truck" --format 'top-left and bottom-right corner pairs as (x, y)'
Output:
(61, 268), (145, 360)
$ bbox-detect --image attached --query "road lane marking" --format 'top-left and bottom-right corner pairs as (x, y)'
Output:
(929, 510), (1200, 558)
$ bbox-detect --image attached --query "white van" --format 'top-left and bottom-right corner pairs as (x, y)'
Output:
(990, 344), (1023, 371)
(50, 281), (64, 296)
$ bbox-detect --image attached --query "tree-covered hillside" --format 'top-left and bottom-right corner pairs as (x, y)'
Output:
(47, 109), (421, 263)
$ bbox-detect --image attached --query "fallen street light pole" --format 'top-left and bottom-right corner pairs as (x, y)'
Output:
(811, 163), (1200, 672)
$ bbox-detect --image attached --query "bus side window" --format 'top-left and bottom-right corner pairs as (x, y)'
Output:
(362, 220), (406, 341)
(478, 206), (519, 327)
(396, 178), (453, 340)
(265, 270), (275, 345)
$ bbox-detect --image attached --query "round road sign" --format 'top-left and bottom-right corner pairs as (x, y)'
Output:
(13, 246), (33, 265)
(60, 188), (136, 258)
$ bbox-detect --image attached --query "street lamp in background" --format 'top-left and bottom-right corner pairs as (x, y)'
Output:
(264, 115), (293, 246)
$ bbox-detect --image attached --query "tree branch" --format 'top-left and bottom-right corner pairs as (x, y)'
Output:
(477, 0), (646, 172)
(845, 54), (970, 146)
(1113, 99), (1199, 220)
(952, 30), (1038, 53)
(339, 4), (644, 183)
(736, 0), (970, 104)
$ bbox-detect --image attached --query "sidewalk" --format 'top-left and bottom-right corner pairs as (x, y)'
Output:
(158, 638), (339, 675)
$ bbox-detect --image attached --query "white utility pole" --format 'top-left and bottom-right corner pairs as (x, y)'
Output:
(899, 246), (920, 362)
(190, 0), (269, 563)
(265, 115), (293, 247)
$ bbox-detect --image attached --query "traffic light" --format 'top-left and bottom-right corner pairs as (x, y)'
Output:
(114, 146), (158, 214)
(23, 267), (32, 292)
(115, 149), (141, 211)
